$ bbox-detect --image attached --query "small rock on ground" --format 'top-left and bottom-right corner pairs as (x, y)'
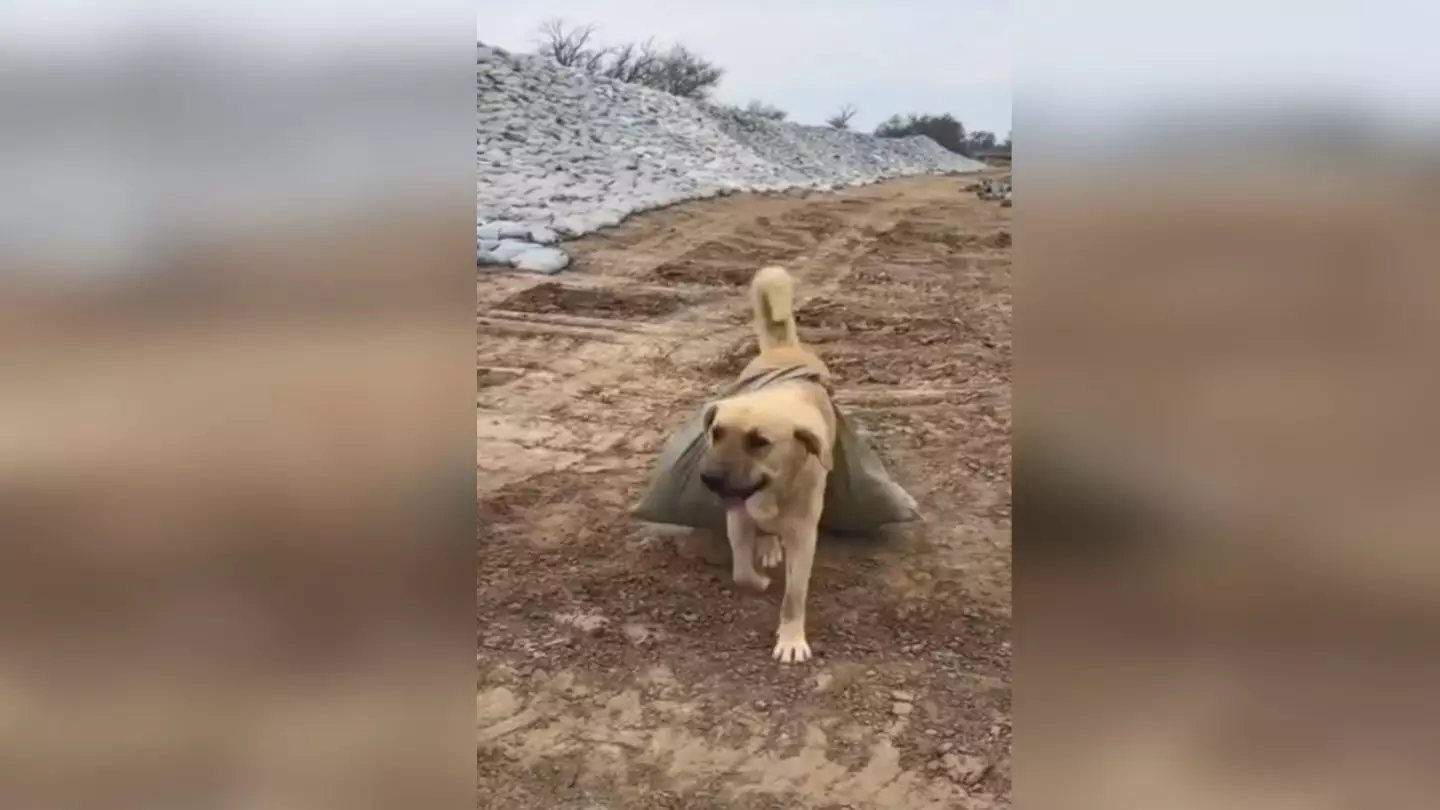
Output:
(940, 753), (992, 786)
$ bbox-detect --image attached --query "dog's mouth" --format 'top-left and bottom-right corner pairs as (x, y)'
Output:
(707, 476), (769, 505)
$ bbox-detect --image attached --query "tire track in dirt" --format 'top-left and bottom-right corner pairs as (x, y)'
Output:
(479, 175), (1011, 809)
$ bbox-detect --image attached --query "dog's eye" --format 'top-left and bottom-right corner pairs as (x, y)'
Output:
(710, 426), (726, 443)
(745, 432), (770, 451)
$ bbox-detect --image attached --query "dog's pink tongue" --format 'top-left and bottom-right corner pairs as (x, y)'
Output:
(724, 499), (748, 517)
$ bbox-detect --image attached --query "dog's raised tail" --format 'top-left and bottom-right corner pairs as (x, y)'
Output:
(750, 265), (799, 350)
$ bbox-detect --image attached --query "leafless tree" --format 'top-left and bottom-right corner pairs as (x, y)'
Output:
(534, 19), (602, 71)
(531, 21), (724, 100)
(876, 112), (969, 155)
(826, 103), (858, 129)
(967, 130), (998, 150)
(642, 45), (724, 99)
(602, 38), (660, 84)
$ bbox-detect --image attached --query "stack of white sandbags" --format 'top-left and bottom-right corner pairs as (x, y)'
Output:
(477, 43), (983, 273)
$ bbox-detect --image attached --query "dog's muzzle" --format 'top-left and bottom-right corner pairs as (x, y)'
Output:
(700, 471), (769, 502)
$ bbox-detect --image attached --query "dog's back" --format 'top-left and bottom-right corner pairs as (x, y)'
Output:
(743, 266), (829, 379)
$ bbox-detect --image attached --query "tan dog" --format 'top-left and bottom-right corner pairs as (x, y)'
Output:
(699, 266), (836, 663)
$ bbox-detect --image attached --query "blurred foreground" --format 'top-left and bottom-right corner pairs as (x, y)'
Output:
(0, 31), (475, 810)
(1019, 136), (1440, 808)
(1018, 0), (1440, 799)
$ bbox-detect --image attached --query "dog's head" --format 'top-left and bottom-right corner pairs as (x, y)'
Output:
(697, 398), (832, 505)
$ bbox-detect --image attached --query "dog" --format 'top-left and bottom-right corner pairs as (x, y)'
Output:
(698, 266), (836, 663)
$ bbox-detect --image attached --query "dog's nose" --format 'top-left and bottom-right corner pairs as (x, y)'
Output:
(699, 471), (726, 493)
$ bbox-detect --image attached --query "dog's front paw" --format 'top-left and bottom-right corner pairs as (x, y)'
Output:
(757, 536), (783, 569)
(772, 632), (812, 664)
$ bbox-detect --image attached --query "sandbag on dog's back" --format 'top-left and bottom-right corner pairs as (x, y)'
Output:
(632, 365), (920, 534)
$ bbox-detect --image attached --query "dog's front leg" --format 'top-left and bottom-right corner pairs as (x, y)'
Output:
(773, 523), (818, 663)
(726, 509), (771, 592)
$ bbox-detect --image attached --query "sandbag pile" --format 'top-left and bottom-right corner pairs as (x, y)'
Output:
(477, 43), (984, 273)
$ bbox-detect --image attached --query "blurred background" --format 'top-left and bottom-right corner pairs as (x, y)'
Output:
(0, 2), (476, 808)
(1018, 1), (1440, 808)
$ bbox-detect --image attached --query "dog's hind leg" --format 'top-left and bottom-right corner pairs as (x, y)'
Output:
(727, 509), (771, 592)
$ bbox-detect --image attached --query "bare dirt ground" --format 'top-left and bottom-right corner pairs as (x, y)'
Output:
(478, 174), (1012, 809)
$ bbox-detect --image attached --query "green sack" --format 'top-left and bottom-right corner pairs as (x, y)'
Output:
(632, 366), (921, 534)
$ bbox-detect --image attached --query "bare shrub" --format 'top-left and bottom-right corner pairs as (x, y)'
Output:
(532, 20), (724, 100)
(826, 103), (858, 129)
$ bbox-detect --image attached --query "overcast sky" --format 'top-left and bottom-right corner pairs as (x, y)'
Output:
(1021, 0), (1439, 130)
(4, 2), (1434, 136)
(478, 1), (1013, 136)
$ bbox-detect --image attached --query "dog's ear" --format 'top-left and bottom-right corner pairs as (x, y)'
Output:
(701, 403), (719, 432)
(794, 426), (833, 471)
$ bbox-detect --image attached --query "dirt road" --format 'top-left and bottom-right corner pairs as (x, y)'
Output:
(478, 175), (1012, 809)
